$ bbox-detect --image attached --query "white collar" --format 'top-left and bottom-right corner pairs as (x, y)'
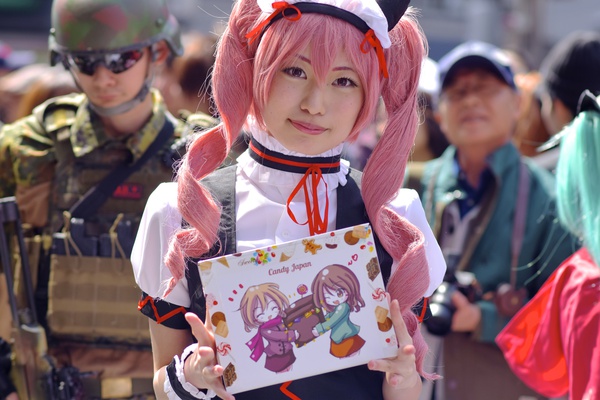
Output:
(237, 123), (350, 188)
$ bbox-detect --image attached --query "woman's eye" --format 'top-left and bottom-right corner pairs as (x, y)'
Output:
(334, 77), (358, 88)
(336, 289), (345, 298)
(283, 67), (306, 78)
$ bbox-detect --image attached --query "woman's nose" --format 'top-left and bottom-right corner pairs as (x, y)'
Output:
(300, 83), (326, 115)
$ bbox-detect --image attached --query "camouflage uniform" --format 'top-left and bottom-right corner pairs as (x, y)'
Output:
(0, 0), (217, 397)
(0, 90), (216, 230)
(0, 88), (216, 396)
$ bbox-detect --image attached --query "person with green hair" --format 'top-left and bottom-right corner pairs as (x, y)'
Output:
(497, 90), (600, 399)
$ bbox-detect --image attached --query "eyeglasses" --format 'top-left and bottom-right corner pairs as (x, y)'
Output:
(440, 82), (504, 103)
(65, 49), (145, 76)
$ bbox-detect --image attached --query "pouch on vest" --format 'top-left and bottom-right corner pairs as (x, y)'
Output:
(46, 213), (150, 347)
(43, 117), (175, 348)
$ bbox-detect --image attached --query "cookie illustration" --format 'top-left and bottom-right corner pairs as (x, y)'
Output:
(375, 306), (388, 323)
(366, 257), (381, 281)
(352, 225), (370, 239)
(302, 239), (322, 255)
(223, 363), (237, 387)
(211, 312), (229, 338)
(378, 317), (393, 332)
(343, 230), (359, 245)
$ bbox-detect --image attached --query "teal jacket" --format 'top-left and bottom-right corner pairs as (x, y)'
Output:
(315, 303), (360, 344)
(406, 142), (578, 342)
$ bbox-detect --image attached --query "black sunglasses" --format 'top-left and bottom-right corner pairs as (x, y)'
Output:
(65, 49), (145, 76)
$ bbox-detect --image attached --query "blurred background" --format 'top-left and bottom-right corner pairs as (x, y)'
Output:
(1, 0), (599, 73)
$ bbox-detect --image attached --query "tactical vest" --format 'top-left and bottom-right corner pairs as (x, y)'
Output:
(42, 102), (186, 237)
(35, 98), (200, 348)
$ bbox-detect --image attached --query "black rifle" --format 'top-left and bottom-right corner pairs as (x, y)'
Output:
(0, 197), (83, 399)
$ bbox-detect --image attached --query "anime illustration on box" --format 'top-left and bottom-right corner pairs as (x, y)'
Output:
(311, 264), (366, 358)
(241, 283), (298, 373)
(199, 224), (398, 394)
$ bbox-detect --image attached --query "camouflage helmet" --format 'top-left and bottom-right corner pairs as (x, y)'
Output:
(49, 0), (183, 65)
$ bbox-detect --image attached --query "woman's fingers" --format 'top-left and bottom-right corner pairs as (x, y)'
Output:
(389, 298), (412, 347)
(182, 312), (236, 399)
(186, 312), (215, 346)
(368, 296), (419, 390)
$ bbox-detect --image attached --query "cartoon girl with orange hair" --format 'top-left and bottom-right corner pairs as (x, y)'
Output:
(241, 283), (298, 372)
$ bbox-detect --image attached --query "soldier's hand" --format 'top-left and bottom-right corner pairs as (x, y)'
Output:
(184, 312), (235, 400)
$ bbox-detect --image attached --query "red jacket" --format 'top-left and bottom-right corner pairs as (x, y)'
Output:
(496, 248), (600, 399)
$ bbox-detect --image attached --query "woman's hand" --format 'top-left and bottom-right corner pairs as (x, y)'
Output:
(367, 298), (421, 398)
(184, 312), (235, 400)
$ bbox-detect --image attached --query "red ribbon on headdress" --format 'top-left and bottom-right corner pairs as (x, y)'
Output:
(361, 29), (388, 78)
(287, 165), (330, 236)
(246, 1), (302, 44)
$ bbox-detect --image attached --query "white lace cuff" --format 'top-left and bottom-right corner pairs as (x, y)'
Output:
(163, 344), (217, 399)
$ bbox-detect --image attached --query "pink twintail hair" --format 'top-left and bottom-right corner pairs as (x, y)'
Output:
(362, 10), (434, 378)
(162, 0), (260, 294)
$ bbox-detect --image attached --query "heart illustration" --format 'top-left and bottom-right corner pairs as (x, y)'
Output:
(352, 254), (358, 261)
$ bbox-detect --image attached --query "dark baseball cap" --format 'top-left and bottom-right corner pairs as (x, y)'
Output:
(438, 41), (516, 92)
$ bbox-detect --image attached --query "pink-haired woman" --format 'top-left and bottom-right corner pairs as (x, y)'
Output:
(131, 0), (446, 398)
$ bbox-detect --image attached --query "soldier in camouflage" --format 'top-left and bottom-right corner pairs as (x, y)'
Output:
(0, 0), (216, 398)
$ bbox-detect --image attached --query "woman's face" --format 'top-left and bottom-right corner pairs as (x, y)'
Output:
(253, 297), (280, 323)
(323, 285), (348, 307)
(262, 44), (364, 155)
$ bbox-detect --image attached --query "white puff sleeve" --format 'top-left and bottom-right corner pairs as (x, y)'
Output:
(131, 182), (191, 307)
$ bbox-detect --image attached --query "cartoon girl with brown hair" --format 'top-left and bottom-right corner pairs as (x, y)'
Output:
(311, 264), (366, 358)
(241, 283), (298, 373)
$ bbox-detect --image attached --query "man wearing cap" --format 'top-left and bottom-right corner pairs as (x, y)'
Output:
(0, 0), (216, 397)
(535, 30), (600, 170)
(405, 41), (577, 399)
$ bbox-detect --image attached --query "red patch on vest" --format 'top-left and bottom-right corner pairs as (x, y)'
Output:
(113, 183), (143, 200)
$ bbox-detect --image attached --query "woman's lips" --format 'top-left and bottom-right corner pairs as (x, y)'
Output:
(290, 120), (326, 135)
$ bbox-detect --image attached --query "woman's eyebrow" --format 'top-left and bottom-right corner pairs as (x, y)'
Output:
(333, 66), (354, 72)
(297, 54), (311, 64)
(296, 54), (354, 72)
